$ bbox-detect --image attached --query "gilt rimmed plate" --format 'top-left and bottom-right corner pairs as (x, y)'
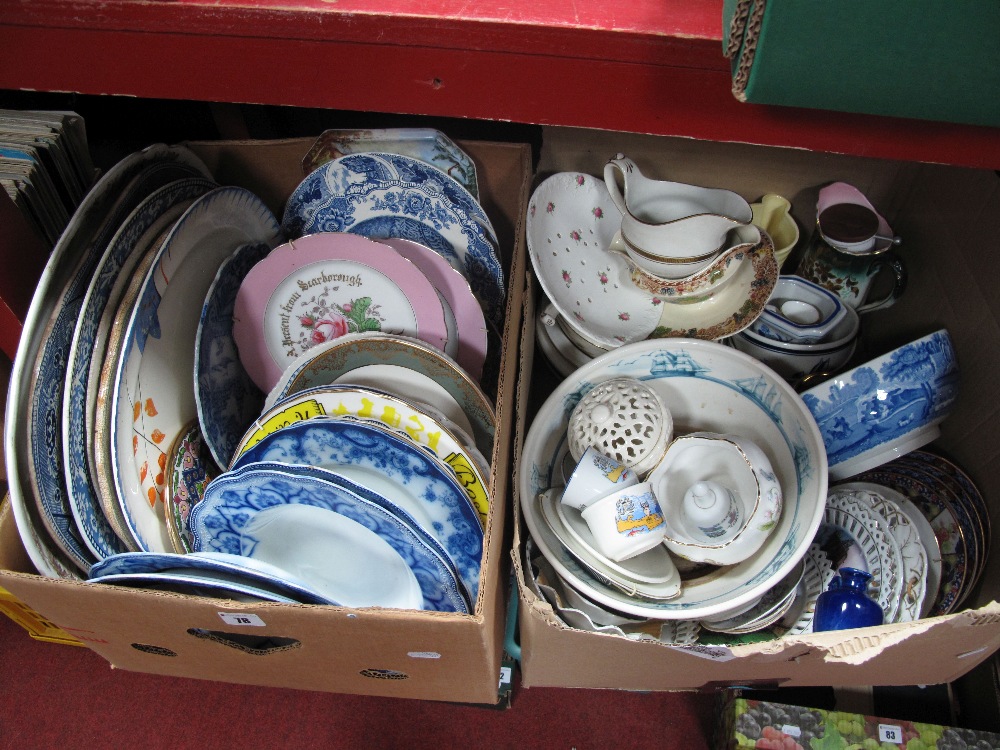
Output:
(832, 482), (930, 622)
(233, 384), (491, 524)
(164, 421), (219, 554)
(855, 464), (968, 616)
(190, 463), (468, 612)
(232, 232), (447, 392)
(538, 489), (680, 599)
(110, 186), (282, 554)
(381, 237), (488, 381)
(230, 418), (483, 604)
(264, 332), (495, 458)
(300, 127), (480, 199)
(63, 177), (216, 560)
(88, 550), (335, 605)
(194, 240), (272, 469)
(281, 152), (505, 328)
(8, 143), (213, 577)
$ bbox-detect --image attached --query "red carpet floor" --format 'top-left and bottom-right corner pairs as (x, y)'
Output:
(0, 613), (716, 749)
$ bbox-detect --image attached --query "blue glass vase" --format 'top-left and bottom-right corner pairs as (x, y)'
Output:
(813, 567), (884, 632)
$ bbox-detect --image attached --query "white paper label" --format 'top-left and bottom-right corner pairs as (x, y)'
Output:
(499, 666), (512, 688)
(878, 724), (904, 744)
(218, 612), (266, 627)
(781, 725), (801, 738)
(406, 651), (441, 659)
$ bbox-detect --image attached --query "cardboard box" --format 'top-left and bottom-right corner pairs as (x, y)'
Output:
(715, 691), (1000, 749)
(512, 127), (1000, 691)
(0, 137), (533, 704)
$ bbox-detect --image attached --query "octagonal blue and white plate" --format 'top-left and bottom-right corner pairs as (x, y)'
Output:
(190, 462), (469, 612)
(230, 417), (483, 604)
(281, 152), (505, 329)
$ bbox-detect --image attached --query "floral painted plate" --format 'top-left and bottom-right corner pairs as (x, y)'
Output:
(232, 384), (491, 525)
(233, 232), (447, 392)
(164, 421), (219, 554)
(63, 177), (215, 560)
(194, 240), (272, 469)
(10, 143), (213, 577)
(300, 127), (480, 199)
(230, 419), (484, 605)
(263, 332), (495, 458)
(190, 463), (469, 612)
(281, 152), (505, 329)
(110, 186), (282, 554)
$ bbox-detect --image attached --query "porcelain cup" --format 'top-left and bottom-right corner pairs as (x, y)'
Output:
(579, 482), (666, 562)
(561, 445), (640, 510)
(604, 154), (752, 278)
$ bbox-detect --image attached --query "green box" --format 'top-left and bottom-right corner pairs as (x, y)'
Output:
(723, 0), (1000, 128)
(716, 691), (1000, 750)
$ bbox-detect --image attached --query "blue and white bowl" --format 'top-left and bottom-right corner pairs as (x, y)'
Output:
(800, 329), (959, 481)
(519, 337), (827, 620)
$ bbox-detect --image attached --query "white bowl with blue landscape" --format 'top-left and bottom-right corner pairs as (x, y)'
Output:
(519, 337), (828, 620)
(800, 328), (960, 481)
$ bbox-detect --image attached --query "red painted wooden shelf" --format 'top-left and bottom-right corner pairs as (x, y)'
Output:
(1, 0), (998, 168)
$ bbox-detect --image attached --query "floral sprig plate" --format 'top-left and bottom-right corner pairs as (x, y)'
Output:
(233, 232), (448, 392)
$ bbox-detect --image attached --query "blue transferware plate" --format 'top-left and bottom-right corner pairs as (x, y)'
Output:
(11, 143), (214, 576)
(63, 176), (217, 561)
(281, 152), (505, 329)
(88, 550), (334, 604)
(300, 127), (480, 199)
(194, 240), (272, 469)
(190, 463), (469, 612)
(109, 186), (283, 554)
(87, 570), (302, 603)
(230, 418), (483, 604)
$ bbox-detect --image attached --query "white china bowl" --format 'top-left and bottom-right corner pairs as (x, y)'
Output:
(800, 329), (959, 481)
(648, 432), (782, 566)
(519, 337), (827, 619)
(729, 302), (860, 384)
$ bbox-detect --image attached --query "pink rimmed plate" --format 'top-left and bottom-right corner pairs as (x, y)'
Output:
(233, 232), (449, 392)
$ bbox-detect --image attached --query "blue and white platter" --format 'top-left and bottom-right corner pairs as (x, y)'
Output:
(190, 462), (470, 612)
(7, 143), (213, 577)
(87, 570), (302, 603)
(281, 152), (505, 329)
(194, 240), (272, 470)
(230, 418), (484, 605)
(62, 176), (217, 561)
(88, 550), (335, 604)
(110, 186), (283, 554)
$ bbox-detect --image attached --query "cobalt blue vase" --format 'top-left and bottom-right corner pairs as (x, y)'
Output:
(813, 567), (884, 631)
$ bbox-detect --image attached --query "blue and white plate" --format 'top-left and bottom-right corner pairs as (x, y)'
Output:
(190, 463), (469, 612)
(194, 240), (272, 469)
(281, 152), (505, 328)
(230, 418), (484, 604)
(87, 570), (302, 603)
(9, 143), (213, 576)
(63, 176), (217, 561)
(88, 550), (335, 604)
(110, 186), (283, 554)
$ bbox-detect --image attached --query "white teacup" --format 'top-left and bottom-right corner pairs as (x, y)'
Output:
(580, 482), (666, 562)
(561, 445), (640, 510)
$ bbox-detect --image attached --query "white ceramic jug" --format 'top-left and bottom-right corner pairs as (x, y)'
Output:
(604, 154), (752, 278)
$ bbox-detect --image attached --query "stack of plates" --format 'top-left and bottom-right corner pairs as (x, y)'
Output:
(850, 449), (990, 617)
(7, 138), (496, 613)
